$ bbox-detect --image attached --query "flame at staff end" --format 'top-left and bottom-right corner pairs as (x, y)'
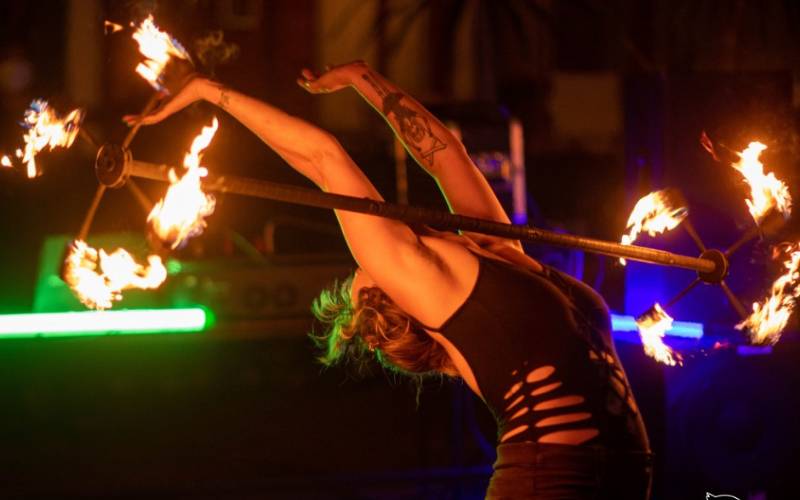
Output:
(636, 304), (683, 366)
(731, 142), (792, 225)
(1, 155), (11, 168)
(148, 118), (218, 249)
(64, 240), (167, 310)
(737, 244), (800, 345)
(20, 100), (84, 178)
(619, 189), (688, 265)
(132, 15), (191, 92)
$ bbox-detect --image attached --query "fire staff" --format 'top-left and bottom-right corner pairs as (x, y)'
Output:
(125, 60), (653, 499)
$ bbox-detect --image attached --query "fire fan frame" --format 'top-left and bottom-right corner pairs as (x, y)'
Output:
(78, 108), (780, 331)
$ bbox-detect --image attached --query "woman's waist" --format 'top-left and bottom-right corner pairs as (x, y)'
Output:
(494, 441), (653, 471)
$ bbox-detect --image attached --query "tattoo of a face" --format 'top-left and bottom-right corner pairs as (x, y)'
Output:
(361, 71), (447, 164)
(382, 92), (446, 165)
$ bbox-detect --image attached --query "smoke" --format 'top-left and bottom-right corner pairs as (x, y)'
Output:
(194, 31), (240, 75)
(126, 0), (160, 21)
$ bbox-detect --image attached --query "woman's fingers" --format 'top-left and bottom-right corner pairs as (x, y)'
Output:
(122, 106), (168, 126)
(122, 87), (195, 126)
(297, 66), (349, 94)
(300, 67), (316, 80)
(297, 67), (324, 93)
(296, 77), (312, 90)
(297, 75), (326, 94)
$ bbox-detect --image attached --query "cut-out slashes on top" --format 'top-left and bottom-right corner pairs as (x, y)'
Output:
(526, 365), (555, 383)
(499, 364), (599, 445)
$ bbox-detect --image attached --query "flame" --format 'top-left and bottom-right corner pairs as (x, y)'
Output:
(1, 155), (11, 168)
(619, 189), (688, 264)
(132, 15), (190, 92)
(104, 20), (124, 35)
(636, 304), (682, 366)
(64, 240), (167, 310)
(737, 244), (800, 345)
(148, 118), (218, 249)
(20, 100), (84, 178)
(731, 142), (791, 224)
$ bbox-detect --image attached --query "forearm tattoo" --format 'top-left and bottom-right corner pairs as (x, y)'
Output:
(361, 72), (447, 166)
(218, 87), (231, 110)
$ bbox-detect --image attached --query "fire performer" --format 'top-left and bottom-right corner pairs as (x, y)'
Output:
(125, 61), (652, 499)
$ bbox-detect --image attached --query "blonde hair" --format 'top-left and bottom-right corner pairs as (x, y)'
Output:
(310, 274), (458, 378)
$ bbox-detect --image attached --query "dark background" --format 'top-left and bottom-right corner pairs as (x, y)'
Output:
(1, 1), (800, 498)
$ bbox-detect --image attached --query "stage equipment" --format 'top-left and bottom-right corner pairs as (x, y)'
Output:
(0, 308), (209, 338)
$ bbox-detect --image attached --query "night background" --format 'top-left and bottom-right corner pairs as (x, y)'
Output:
(1, 0), (800, 498)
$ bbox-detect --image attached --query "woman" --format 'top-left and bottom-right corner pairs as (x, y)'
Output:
(126, 61), (652, 499)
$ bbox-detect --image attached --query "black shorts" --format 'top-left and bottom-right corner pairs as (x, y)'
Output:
(487, 442), (653, 499)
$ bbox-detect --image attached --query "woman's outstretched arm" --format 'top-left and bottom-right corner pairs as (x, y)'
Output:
(299, 61), (522, 251)
(123, 78), (474, 324)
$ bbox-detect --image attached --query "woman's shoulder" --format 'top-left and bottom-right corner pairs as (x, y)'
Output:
(418, 228), (544, 275)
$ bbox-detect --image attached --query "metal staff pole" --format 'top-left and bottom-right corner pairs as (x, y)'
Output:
(92, 146), (721, 277)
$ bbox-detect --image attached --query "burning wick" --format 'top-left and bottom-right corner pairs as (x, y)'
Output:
(636, 304), (683, 366)
(737, 244), (800, 345)
(132, 15), (191, 92)
(730, 142), (791, 225)
(64, 240), (167, 310)
(104, 20), (125, 35)
(148, 118), (218, 249)
(18, 99), (84, 178)
(620, 189), (688, 265)
(1, 155), (11, 168)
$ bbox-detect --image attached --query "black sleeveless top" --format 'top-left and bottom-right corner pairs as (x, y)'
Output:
(430, 255), (649, 452)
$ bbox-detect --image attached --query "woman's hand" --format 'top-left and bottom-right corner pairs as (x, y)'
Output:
(123, 77), (209, 126)
(297, 61), (367, 94)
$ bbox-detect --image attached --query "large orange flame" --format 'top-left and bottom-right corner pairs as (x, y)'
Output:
(20, 100), (84, 178)
(148, 118), (218, 249)
(64, 240), (167, 310)
(731, 142), (791, 224)
(737, 244), (800, 345)
(131, 15), (190, 92)
(620, 189), (688, 265)
(636, 303), (683, 366)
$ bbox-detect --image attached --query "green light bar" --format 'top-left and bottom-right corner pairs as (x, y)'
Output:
(0, 308), (211, 339)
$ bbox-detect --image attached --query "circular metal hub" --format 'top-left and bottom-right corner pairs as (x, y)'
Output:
(697, 248), (729, 284)
(95, 143), (131, 188)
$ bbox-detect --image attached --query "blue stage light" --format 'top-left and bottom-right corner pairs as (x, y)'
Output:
(610, 313), (703, 339)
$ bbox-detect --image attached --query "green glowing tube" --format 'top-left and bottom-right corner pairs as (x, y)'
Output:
(0, 308), (210, 338)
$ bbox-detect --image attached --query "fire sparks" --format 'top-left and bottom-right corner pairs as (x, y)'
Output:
(636, 304), (682, 366)
(104, 20), (124, 35)
(731, 142), (791, 225)
(619, 189), (688, 265)
(1, 155), (11, 168)
(148, 118), (218, 249)
(18, 100), (84, 178)
(64, 240), (167, 310)
(132, 15), (191, 92)
(737, 244), (800, 345)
